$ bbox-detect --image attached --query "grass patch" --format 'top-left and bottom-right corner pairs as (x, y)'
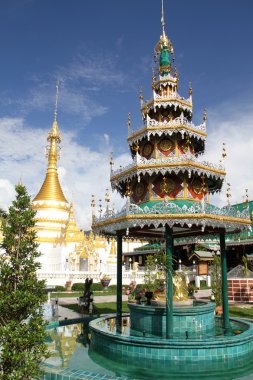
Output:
(229, 306), (253, 319)
(51, 292), (82, 298)
(61, 301), (129, 315)
(51, 290), (122, 298)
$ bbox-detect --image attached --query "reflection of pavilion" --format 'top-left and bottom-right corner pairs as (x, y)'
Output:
(92, 0), (251, 336)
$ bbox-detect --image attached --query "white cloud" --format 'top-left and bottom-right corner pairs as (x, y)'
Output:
(0, 179), (15, 210)
(0, 117), (128, 229)
(204, 102), (253, 206)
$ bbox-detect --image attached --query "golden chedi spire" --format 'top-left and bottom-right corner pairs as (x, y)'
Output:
(65, 203), (84, 244)
(34, 82), (67, 203)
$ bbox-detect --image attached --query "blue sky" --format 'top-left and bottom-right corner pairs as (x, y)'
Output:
(0, 0), (253, 228)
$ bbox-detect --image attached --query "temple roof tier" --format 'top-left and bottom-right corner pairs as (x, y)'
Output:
(92, 200), (251, 239)
(128, 118), (206, 145)
(111, 154), (225, 192)
(152, 73), (178, 89)
(141, 94), (192, 114)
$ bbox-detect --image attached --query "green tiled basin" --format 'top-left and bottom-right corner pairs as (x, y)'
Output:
(89, 315), (253, 367)
(128, 300), (215, 338)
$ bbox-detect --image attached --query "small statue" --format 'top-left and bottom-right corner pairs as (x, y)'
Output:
(172, 272), (188, 301)
(79, 278), (93, 313)
(154, 272), (188, 303)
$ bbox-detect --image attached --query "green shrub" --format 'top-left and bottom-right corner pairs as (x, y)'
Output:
(91, 283), (104, 291)
(71, 283), (85, 291)
(54, 285), (66, 292)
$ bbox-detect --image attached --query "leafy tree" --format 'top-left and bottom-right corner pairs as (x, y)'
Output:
(242, 255), (250, 277)
(211, 254), (222, 306)
(0, 184), (48, 380)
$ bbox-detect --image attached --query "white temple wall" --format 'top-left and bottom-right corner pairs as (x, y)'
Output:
(38, 243), (67, 272)
(35, 208), (69, 221)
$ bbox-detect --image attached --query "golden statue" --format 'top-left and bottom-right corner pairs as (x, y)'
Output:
(154, 272), (188, 303)
(172, 272), (188, 301)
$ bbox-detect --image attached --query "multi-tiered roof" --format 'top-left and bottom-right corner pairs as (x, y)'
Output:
(92, 5), (251, 238)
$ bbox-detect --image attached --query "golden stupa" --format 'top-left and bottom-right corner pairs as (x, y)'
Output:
(32, 83), (71, 246)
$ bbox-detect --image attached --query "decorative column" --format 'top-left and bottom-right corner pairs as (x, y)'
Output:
(116, 233), (123, 333)
(220, 229), (230, 333)
(165, 224), (173, 339)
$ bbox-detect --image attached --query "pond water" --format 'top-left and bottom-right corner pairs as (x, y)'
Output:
(44, 322), (253, 380)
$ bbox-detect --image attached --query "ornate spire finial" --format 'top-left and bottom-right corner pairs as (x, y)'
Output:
(174, 66), (178, 79)
(91, 194), (96, 220)
(125, 179), (133, 197)
(152, 67), (156, 82)
(98, 199), (103, 219)
(91, 194), (95, 209)
(128, 112), (131, 135)
(161, 0), (165, 37)
(152, 68), (157, 89)
(139, 85), (144, 107)
(109, 152), (114, 171)
(245, 189), (249, 203)
(226, 182), (231, 206)
(189, 81), (192, 96)
(105, 188), (110, 211)
(222, 142), (227, 161)
(139, 85), (143, 101)
(201, 175), (206, 194)
(54, 80), (60, 122)
(203, 108), (207, 123)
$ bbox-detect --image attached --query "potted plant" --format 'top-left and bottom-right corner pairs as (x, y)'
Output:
(140, 295), (147, 305)
(127, 284), (145, 304)
(143, 256), (158, 304)
(100, 274), (111, 290)
(187, 282), (195, 297)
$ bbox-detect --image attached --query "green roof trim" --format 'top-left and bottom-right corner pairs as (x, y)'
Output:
(139, 198), (208, 210)
(134, 243), (161, 252)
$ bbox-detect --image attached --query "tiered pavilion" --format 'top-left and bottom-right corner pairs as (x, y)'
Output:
(92, 1), (251, 336)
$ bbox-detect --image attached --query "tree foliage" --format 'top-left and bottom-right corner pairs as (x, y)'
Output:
(211, 254), (222, 306)
(0, 184), (48, 380)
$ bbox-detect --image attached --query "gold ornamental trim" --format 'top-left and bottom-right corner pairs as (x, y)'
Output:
(34, 218), (68, 224)
(32, 202), (70, 211)
(128, 123), (207, 142)
(111, 161), (226, 182)
(92, 213), (252, 229)
(35, 226), (66, 232)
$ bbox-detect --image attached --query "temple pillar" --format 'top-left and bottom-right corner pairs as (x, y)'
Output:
(220, 229), (230, 333)
(165, 224), (173, 339)
(116, 233), (123, 333)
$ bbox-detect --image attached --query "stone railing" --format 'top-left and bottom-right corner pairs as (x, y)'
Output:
(37, 270), (146, 286)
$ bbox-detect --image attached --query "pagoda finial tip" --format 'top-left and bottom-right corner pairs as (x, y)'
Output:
(161, 0), (165, 36)
(54, 80), (60, 122)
